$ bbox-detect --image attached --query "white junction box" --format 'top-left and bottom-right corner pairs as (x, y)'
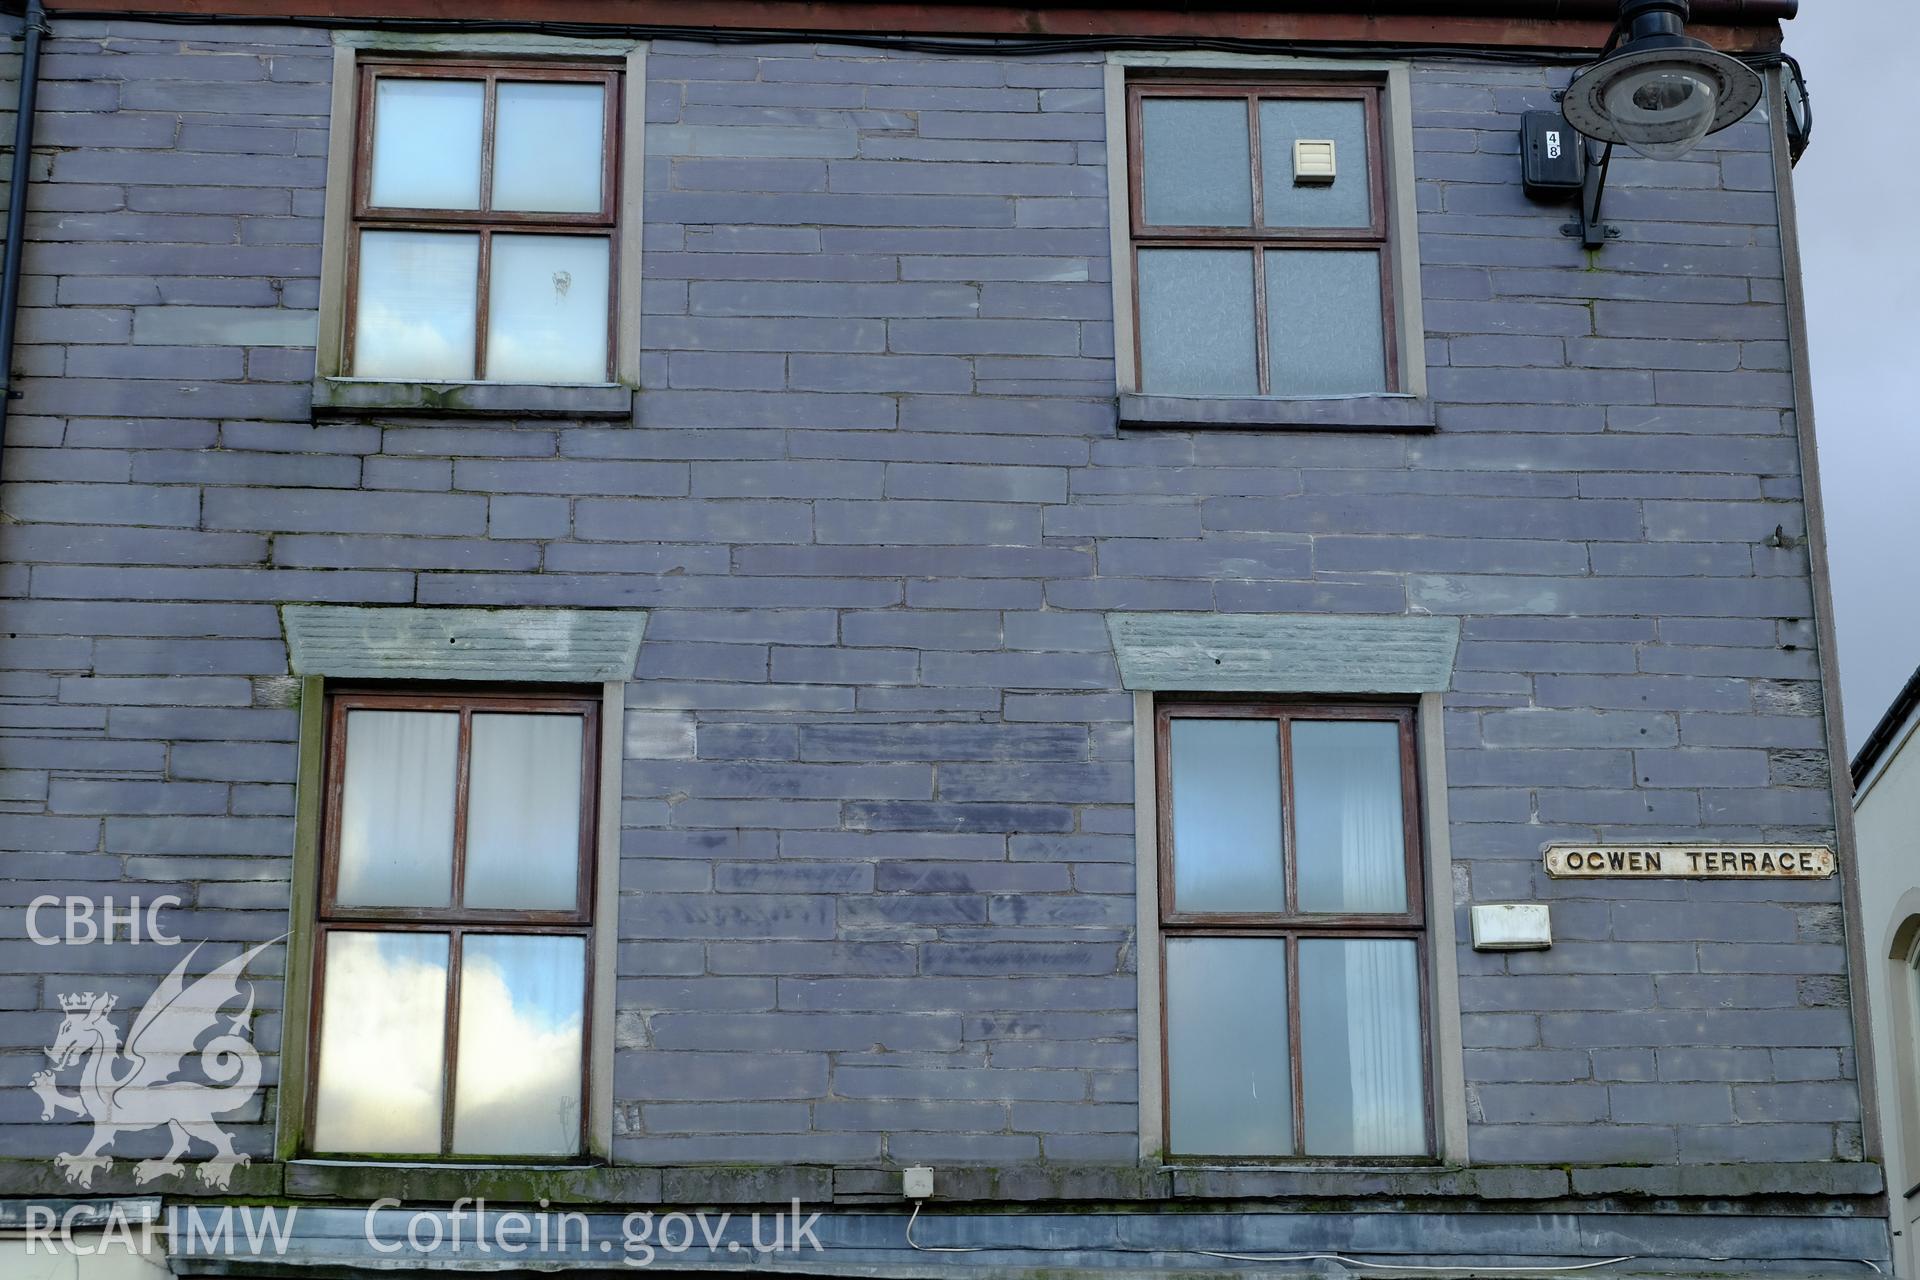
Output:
(903, 1167), (935, 1200)
(1470, 903), (1553, 951)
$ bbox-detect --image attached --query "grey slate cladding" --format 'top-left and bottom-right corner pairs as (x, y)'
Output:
(0, 21), (1863, 1243)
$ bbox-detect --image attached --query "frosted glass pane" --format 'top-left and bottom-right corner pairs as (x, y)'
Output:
(1266, 250), (1387, 396)
(354, 231), (479, 380)
(1169, 718), (1284, 913)
(1167, 937), (1291, 1155)
(1138, 249), (1257, 397)
(464, 713), (585, 911)
(494, 81), (605, 213)
(313, 932), (448, 1154)
(485, 235), (611, 383)
(1293, 720), (1407, 913)
(369, 78), (483, 210)
(1141, 98), (1252, 227)
(1260, 98), (1372, 228)
(1300, 938), (1426, 1155)
(335, 710), (458, 908)
(453, 934), (586, 1156)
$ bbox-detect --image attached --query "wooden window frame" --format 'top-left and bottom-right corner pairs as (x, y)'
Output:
(1904, 932), (1920, 1198)
(303, 686), (601, 1162)
(1126, 81), (1400, 396)
(345, 58), (622, 383)
(1154, 700), (1434, 1161)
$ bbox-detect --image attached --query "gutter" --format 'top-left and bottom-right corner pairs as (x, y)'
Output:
(35, 0), (1799, 43)
(40, 0), (1802, 15)
(0, 0), (44, 456)
(728, 0), (1802, 14)
(33, 5), (1794, 55)
(1852, 663), (1920, 789)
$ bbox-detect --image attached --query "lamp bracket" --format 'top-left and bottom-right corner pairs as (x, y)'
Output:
(1559, 139), (1618, 247)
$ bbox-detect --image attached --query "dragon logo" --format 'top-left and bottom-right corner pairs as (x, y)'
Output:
(33, 938), (280, 1190)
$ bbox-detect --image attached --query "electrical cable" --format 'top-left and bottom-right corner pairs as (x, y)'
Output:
(39, 7), (1798, 71)
(38, 5), (1817, 150)
(38, 6), (1812, 151)
(34, 1), (1815, 154)
(1195, 1251), (1637, 1272)
(904, 1202), (1885, 1275)
(909, 1198), (1638, 1268)
(903, 1200), (985, 1254)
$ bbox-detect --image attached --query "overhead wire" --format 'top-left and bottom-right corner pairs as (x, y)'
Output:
(37, 6), (1814, 151)
(41, 7), (1796, 73)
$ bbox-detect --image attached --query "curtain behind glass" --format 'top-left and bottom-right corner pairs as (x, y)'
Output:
(1300, 938), (1425, 1155)
(1292, 720), (1406, 913)
(1292, 720), (1422, 1155)
(336, 710), (459, 907)
(464, 713), (585, 910)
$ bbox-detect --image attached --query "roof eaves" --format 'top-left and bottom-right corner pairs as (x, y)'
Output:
(1852, 662), (1920, 789)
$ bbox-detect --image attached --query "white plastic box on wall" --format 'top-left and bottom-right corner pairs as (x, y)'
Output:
(1470, 904), (1553, 951)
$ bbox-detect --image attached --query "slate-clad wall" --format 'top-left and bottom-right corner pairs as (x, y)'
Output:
(0, 15), (24, 234)
(0, 20), (1856, 1184)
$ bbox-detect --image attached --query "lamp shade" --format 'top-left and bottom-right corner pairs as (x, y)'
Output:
(1563, 41), (1763, 161)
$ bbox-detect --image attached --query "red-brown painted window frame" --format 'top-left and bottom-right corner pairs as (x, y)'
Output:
(1154, 700), (1434, 1160)
(303, 687), (601, 1162)
(1126, 81), (1399, 395)
(345, 58), (623, 383)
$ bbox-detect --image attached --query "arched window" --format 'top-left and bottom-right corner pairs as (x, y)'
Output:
(1884, 906), (1920, 1204)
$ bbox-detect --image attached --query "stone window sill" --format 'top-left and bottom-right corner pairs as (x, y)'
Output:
(1118, 392), (1435, 431)
(42, 1156), (1879, 1206)
(312, 377), (635, 420)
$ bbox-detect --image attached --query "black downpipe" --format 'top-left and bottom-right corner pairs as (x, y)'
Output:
(0, 0), (45, 457)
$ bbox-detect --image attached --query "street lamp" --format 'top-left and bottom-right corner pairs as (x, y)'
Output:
(1530, 0), (1767, 246)
(1563, 0), (1763, 161)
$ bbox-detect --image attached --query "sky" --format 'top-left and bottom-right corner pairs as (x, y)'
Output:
(1783, 3), (1920, 755)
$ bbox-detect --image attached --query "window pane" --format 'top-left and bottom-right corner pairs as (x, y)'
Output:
(313, 931), (448, 1154)
(1170, 718), (1284, 913)
(1138, 249), (1257, 397)
(485, 235), (611, 383)
(464, 713), (586, 911)
(452, 934), (587, 1156)
(1300, 938), (1426, 1155)
(1265, 250), (1387, 396)
(494, 81), (606, 213)
(335, 710), (459, 908)
(1166, 937), (1291, 1155)
(1292, 719), (1408, 913)
(354, 231), (480, 381)
(1260, 98), (1373, 228)
(1141, 98), (1252, 227)
(369, 78), (483, 210)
